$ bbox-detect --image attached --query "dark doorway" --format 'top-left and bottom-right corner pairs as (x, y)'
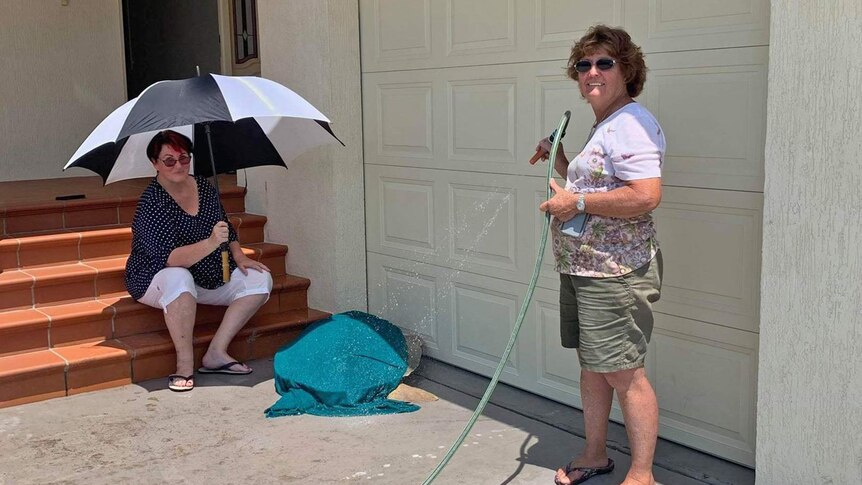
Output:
(122, 0), (221, 99)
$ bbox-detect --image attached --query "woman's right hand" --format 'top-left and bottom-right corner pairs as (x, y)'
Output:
(529, 137), (565, 165)
(209, 221), (230, 248)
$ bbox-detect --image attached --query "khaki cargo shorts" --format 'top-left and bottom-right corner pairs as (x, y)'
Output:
(559, 251), (662, 373)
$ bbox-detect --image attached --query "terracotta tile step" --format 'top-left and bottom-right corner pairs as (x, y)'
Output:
(0, 340), (133, 407)
(120, 307), (330, 383)
(0, 175), (242, 209)
(0, 308), (330, 409)
(2, 185), (246, 236)
(0, 262), (115, 310)
(0, 274), (311, 356)
(229, 213), (267, 244)
(0, 213), (271, 271)
(106, 273), (311, 338)
(0, 241), (288, 310)
(0, 349), (67, 408)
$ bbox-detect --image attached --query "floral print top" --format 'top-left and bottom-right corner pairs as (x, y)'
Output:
(552, 102), (665, 277)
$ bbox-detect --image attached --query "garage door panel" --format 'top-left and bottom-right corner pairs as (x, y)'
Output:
(379, 177), (436, 254)
(362, 0), (764, 72)
(642, 48), (767, 192)
(377, 82), (435, 159)
(367, 165), (548, 283)
(536, 0), (622, 49)
(361, 0), (625, 72)
(368, 253), (533, 382)
(450, 183), (518, 271)
(623, 0), (769, 52)
(447, 0), (516, 55)
(361, 0), (432, 66)
(365, 63), (601, 175)
(533, 292), (582, 394)
(453, 282), (522, 372)
(448, 79), (517, 163)
(651, 313), (758, 465)
(653, 187), (762, 333)
(375, 264), (441, 351)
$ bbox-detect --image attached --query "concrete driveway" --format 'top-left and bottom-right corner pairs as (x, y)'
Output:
(0, 358), (753, 485)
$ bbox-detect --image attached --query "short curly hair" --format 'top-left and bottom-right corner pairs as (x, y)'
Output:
(567, 25), (647, 98)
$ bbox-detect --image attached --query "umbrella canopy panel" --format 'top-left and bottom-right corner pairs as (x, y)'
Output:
(118, 75), (232, 139)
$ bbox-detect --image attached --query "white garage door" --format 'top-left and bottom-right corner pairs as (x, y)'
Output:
(360, 0), (767, 467)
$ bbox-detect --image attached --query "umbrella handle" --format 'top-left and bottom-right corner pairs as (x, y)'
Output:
(221, 245), (230, 283)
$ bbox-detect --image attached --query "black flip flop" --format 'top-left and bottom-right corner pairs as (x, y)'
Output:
(168, 374), (194, 392)
(555, 458), (615, 485)
(197, 361), (253, 375)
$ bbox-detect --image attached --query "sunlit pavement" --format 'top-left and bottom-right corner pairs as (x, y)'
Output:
(0, 358), (753, 485)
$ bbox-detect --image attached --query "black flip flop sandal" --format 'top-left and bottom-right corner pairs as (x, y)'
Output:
(197, 361), (253, 375)
(168, 374), (194, 392)
(555, 458), (615, 485)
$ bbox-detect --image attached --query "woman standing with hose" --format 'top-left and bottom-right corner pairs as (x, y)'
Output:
(531, 25), (665, 485)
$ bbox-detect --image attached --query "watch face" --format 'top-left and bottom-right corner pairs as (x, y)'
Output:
(576, 195), (585, 211)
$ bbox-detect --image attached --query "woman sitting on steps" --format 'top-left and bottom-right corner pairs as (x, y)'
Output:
(125, 130), (272, 392)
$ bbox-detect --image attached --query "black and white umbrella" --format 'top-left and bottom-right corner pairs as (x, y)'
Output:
(64, 73), (342, 283)
(64, 73), (343, 184)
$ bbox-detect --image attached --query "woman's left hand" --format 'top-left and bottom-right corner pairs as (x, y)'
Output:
(539, 179), (580, 221)
(234, 253), (271, 275)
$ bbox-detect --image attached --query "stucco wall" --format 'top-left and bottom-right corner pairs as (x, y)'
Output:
(252, 0), (366, 313)
(757, 1), (862, 483)
(0, 0), (126, 182)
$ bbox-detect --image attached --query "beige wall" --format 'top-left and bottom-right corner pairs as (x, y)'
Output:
(253, 0), (366, 313)
(758, 1), (862, 483)
(0, 0), (126, 182)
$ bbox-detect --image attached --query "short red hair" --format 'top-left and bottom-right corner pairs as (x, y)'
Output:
(146, 130), (193, 162)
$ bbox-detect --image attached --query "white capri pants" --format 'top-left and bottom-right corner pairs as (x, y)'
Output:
(138, 267), (273, 312)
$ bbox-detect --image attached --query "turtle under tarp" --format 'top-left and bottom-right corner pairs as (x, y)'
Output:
(265, 311), (420, 418)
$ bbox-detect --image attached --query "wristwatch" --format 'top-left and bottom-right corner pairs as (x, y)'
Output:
(576, 193), (586, 212)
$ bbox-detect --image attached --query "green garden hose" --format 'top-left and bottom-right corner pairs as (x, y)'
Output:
(422, 110), (572, 484)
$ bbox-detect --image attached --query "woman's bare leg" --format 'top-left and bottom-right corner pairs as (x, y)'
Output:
(164, 292), (197, 388)
(556, 368), (615, 484)
(606, 367), (658, 485)
(201, 293), (268, 372)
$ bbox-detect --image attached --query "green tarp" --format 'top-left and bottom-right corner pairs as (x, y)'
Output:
(265, 311), (420, 417)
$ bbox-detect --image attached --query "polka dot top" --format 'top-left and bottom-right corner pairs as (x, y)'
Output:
(125, 175), (238, 300)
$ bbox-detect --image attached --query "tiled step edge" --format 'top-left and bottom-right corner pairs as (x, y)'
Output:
(2, 186), (246, 236)
(0, 243), (289, 310)
(0, 274), (310, 356)
(0, 213), (272, 271)
(122, 308), (330, 382)
(0, 308), (330, 409)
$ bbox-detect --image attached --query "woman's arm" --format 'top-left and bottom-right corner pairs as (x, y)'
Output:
(540, 178), (661, 221)
(166, 221), (228, 268)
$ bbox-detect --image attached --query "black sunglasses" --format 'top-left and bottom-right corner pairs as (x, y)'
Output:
(574, 58), (616, 73)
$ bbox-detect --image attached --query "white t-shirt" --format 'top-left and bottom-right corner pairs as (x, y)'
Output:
(552, 102), (665, 277)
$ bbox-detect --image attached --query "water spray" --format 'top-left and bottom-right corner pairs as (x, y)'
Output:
(422, 110), (572, 484)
